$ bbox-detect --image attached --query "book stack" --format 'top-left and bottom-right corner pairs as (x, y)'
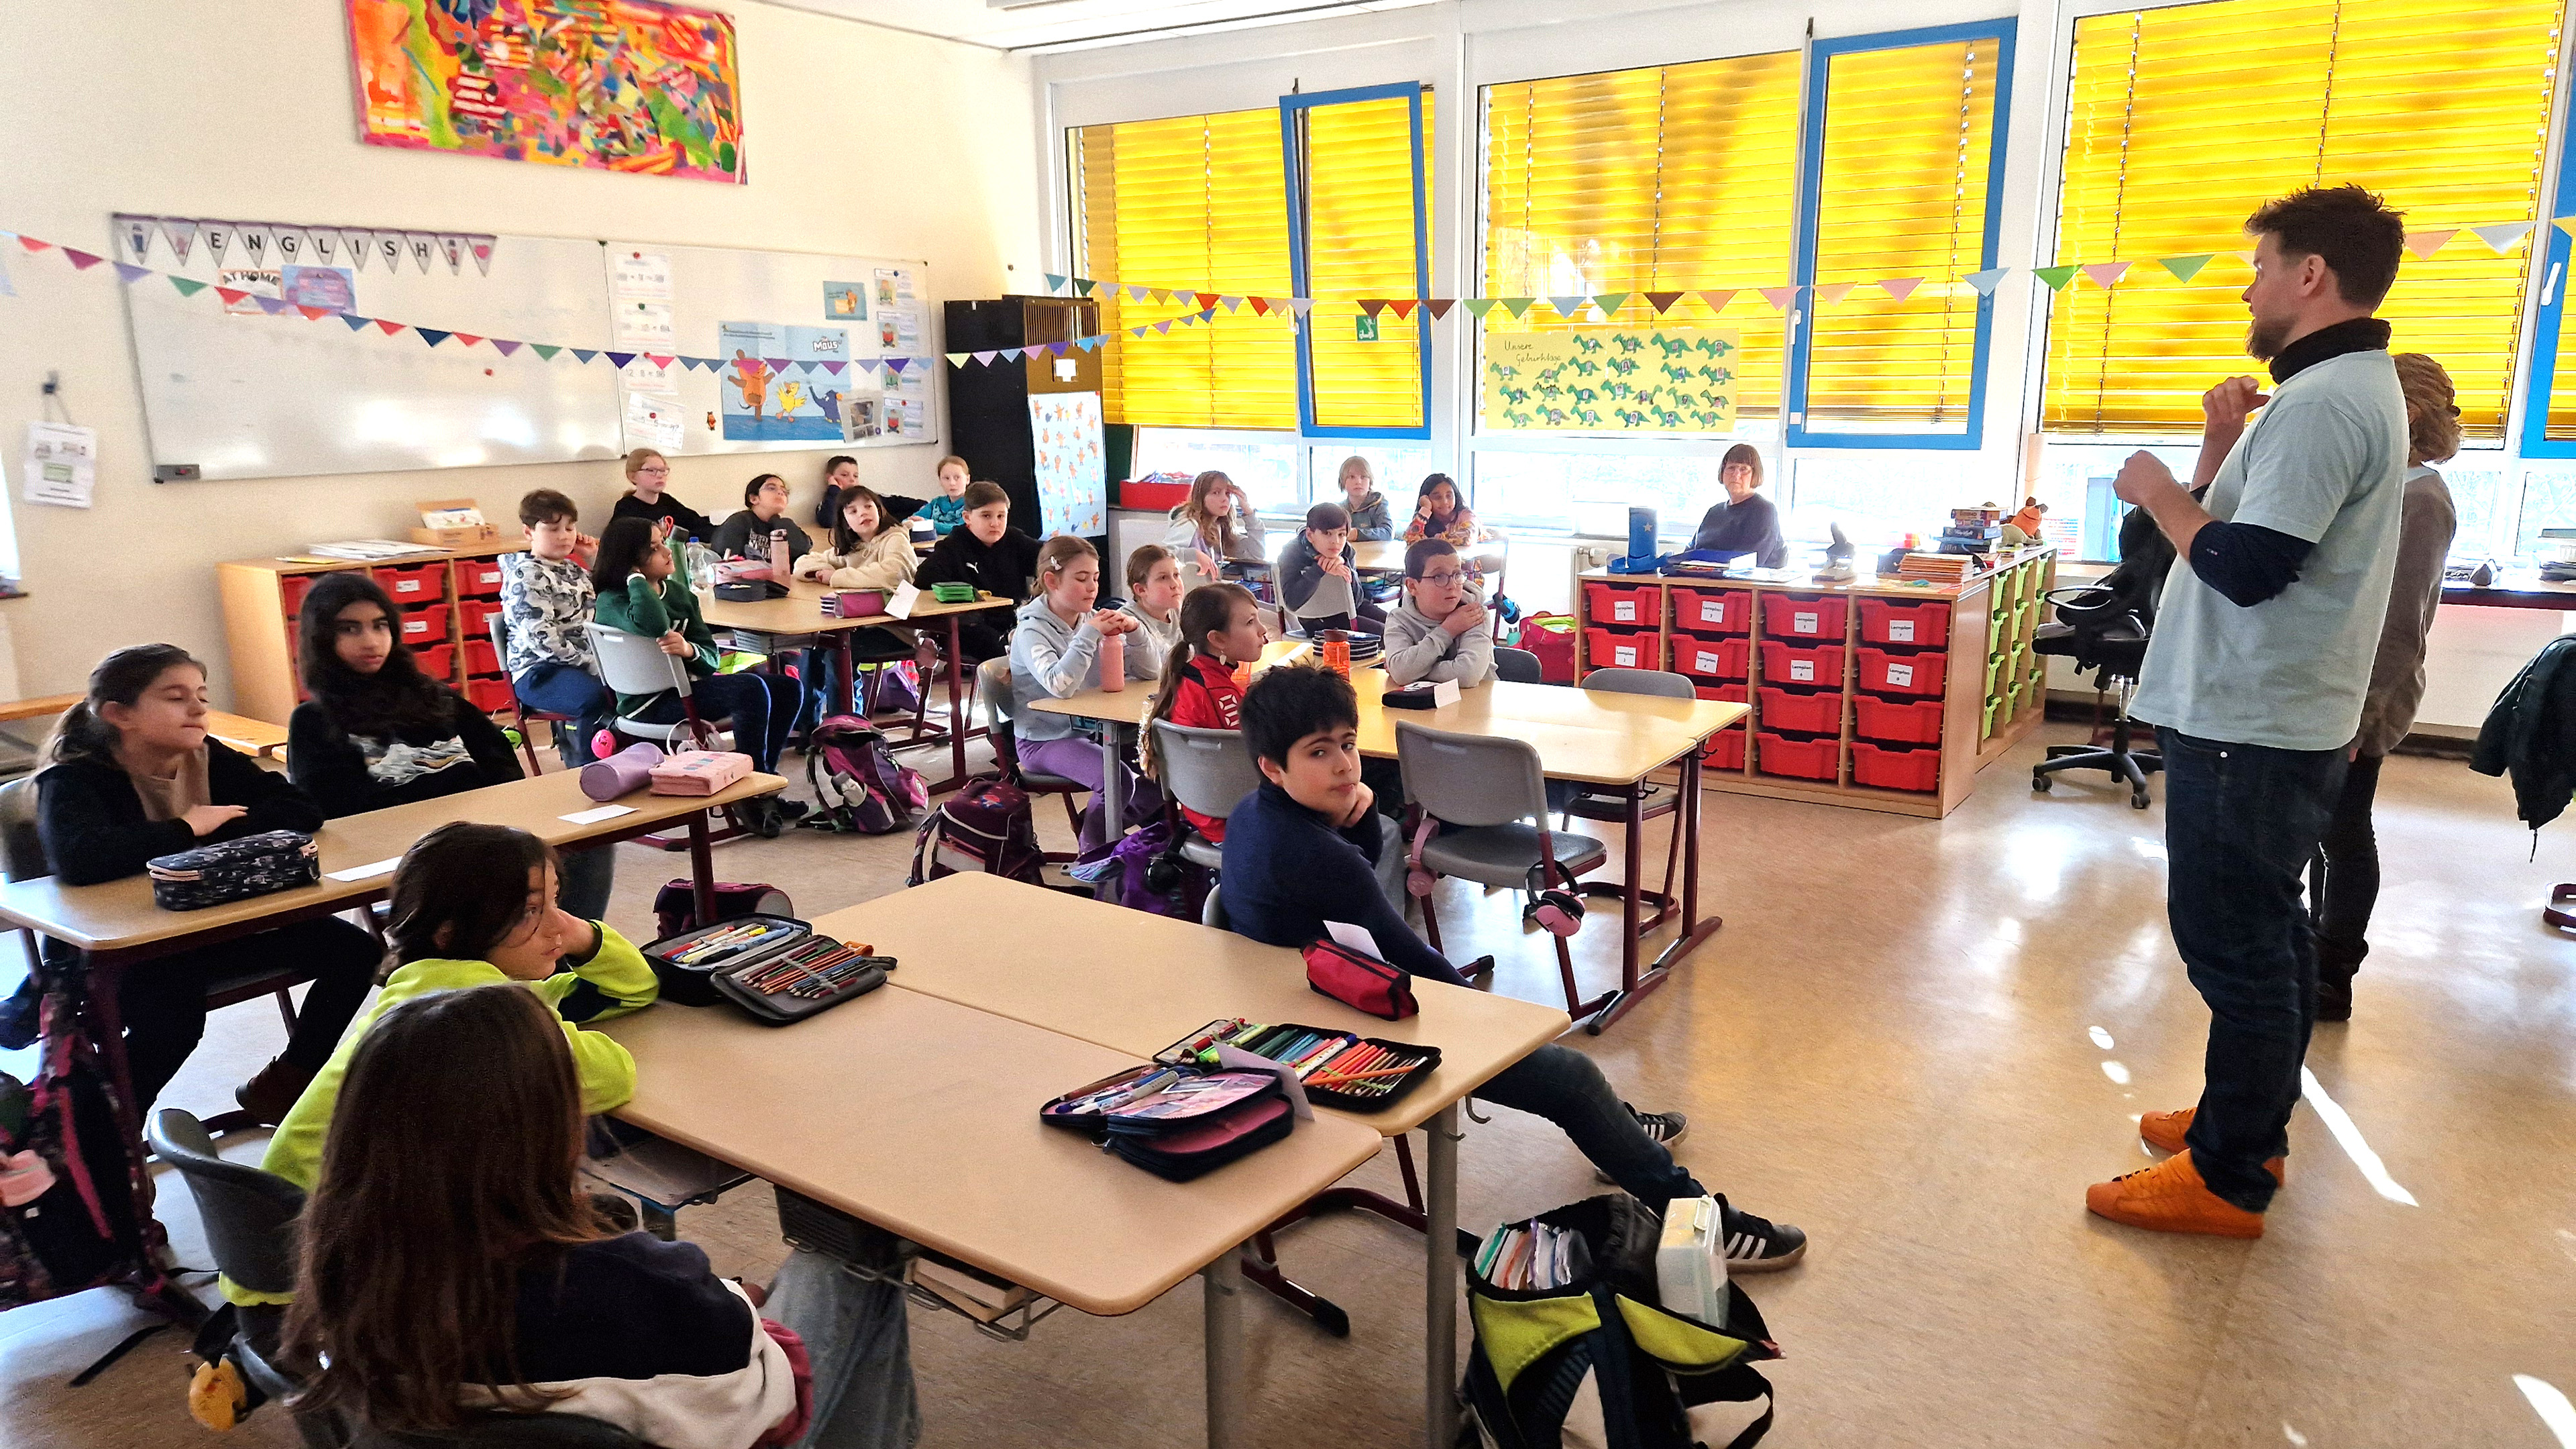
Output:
(1475, 1220), (1592, 1291)
(909, 1255), (1037, 1323)
(1937, 506), (2004, 556)
(1895, 551), (1974, 584)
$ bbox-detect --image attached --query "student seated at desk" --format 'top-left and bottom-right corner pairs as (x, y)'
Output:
(592, 519), (804, 834)
(610, 447), (716, 543)
(922, 453), (973, 537)
(796, 484), (922, 594)
(1140, 583), (1262, 846)
(1337, 454), (1395, 541)
(24, 645), (378, 1122)
(1278, 502), (1385, 637)
(916, 481), (1042, 664)
(502, 488), (613, 769)
(281, 983), (806, 1448)
(710, 474), (816, 564)
(1684, 445), (1788, 569)
(1164, 470), (1270, 592)
(1010, 536), (1161, 853)
(1117, 544), (1185, 679)
(1222, 667), (1808, 1269)
(1382, 539), (1496, 688)
(289, 572), (613, 922)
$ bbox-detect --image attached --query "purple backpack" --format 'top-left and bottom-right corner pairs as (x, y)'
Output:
(804, 714), (928, 835)
(865, 660), (924, 718)
(1081, 818), (1211, 920)
(906, 774), (1044, 886)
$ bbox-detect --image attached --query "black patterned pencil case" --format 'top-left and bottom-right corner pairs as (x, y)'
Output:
(146, 830), (320, 911)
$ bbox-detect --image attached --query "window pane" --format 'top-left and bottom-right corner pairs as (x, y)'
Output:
(1300, 90), (1432, 433)
(1472, 451), (1730, 540)
(1309, 447), (1435, 515)
(1785, 453), (2029, 556)
(1131, 429), (1302, 518)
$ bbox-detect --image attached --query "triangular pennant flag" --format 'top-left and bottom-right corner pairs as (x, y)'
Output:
(1155, 319), (1175, 335)
(1150, 288), (1171, 305)
(169, 276), (207, 297)
(1073, 278), (1096, 297)
(1643, 291), (1684, 314)
(763, 357), (790, 375)
(308, 229), (336, 266)
(453, 333), (484, 348)
(344, 228), (373, 272)
(2231, 249), (2259, 265)
(1813, 282), (1858, 305)
(62, 248), (104, 270)
(889, 357), (913, 372)
(113, 262), (151, 284)
(202, 221), (231, 263)
(947, 352), (968, 367)
(821, 361), (845, 374)
(2404, 229), (2457, 259)
(213, 286), (249, 306)
(1177, 312), (1199, 327)
(162, 217), (198, 264)
(646, 354), (674, 368)
(1426, 299), (1456, 320)
(1391, 299), (1419, 321)
(2473, 221), (2535, 254)
(572, 348), (599, 364)
(342, 313), (372, 330)
(272, 229), (303, 266)
(532, 344), (561, 361)
(2031, 265), (2078, 291)
(973, 350), (998, 365)
(1044, 274), (1067, 292)
(417, 327), (452, 347)
(1878, 277), (1923, 301)
(1695, 289), (1734, 312)
(1248, 296), (1273, 317)
(297, 305), (333, 321)
(469, 235), (496, 275)
(1127, 284), (1151, 301)
(375, 318), (406, 335)
(1360, 299), (1388, 319)
(1289, 297), (1316, 317)
(1548, 294), (1588, 317)
(1002, 347), (1024, 362)
(1222, 296), (1243, 312)
(1758, 285), (1802, 312)
(15, 235), (51, 254)
(2157, 254), (2214, 282)
(1962, 268), (2008, 296)
(120, 215), (157, 262)
(607, 351), (638, 368)
(407, 233), (436, 274)
(237, 226), (270, 268)
(1130, 325), (1150, 337)
(1592, 292), (1629, 314)
(1462, 298), (1500, 319)
(2080, 261), (2131, 289)
(1194, 292), (1220, 310)
(492, 339), (523, 356)
(254, 295), (294, 315)
(1501, 297), (1534, 318)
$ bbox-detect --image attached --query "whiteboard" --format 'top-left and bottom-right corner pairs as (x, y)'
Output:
(119, 224), (622, 482)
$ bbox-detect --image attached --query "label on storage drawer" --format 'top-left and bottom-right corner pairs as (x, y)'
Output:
(1787, 659), (1815, 682)
(1885, 662), (1915, 688)
(1690, 646), (1725, 674)
(1613, 642), (1640, 666)
(1792, 609), (1819, 634)
(1610, 598), (1639, 623)
(389, 574), (428, 596)
(1888, 619), (1915, 642)
(1695, 598), (1727, 625)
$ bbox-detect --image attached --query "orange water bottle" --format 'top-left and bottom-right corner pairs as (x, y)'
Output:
(1318, 628), (1351, 678)
(1099, 631), (1125, 692)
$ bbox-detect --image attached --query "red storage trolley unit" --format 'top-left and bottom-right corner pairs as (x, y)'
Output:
(1672, 635), (1750, 683)
(1856, 596), (1951, 647)
(1851, 740), (1940, 793)
(1758, 638), (1844, 690)
(1583, 627), (1662, 673)
(1856, 646), (1947, 698)
(1670, 586), (1751, 635)
(1756, 730), (1838, 782)
(1582, 581), (1658, 629)
(1853, 692), (1943, 745)
(1760, 593), (1848, 641)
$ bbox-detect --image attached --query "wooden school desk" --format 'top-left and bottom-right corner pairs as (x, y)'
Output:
(1026, 668), (1746, 1031)
(1020, 638), (1309, 843)
(597, 987), (1381, 1449)
(700, 579), (1014, 792)
(805, 873), (1572, 1449)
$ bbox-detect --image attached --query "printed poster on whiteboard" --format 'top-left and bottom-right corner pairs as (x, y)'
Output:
(1030, 392), (1105, 537)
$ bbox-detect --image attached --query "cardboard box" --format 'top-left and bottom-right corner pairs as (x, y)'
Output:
(409, 497), (500, 547)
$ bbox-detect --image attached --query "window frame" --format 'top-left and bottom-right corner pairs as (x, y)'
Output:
(2522, 115), (2576, 459)
(1783, 18), (2017, 453)
(1279, 80), (1434, 442)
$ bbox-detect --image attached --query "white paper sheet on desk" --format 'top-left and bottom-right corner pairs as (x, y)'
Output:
(559, 804), (638, 825)
(1432, 680), (1462, 707)
(886, 582), (921, 619)
(1214, 1043), (1315, 1120)
(326, 857), (401, 882)
(1324, 920), (1383, 961)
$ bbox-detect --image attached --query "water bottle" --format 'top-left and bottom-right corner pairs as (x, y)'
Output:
(769, 529), (789, 581)
(683, 539), (717, 594)
(1099, 630), (1125, 692)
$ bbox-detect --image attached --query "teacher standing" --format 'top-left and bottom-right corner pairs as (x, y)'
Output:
(1685, 444), (1788, 568)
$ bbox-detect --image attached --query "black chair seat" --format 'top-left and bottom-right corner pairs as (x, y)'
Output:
(1022, 772), (1085, 793)
(1563, 784), (1674, 821)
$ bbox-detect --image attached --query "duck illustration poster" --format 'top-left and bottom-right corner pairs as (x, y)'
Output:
(717, 321), (849, 441)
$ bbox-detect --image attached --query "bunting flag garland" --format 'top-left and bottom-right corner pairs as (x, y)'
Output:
(1644, 290), (1684, 314)
(169, 276), (207, 297)
(1758, 286), (1801, 312)
(2404, 229), (2458, 260)
(375, 318), (406, 335)
(1044, 274), (1067, 292)
(343, 313), (372, 330)
(1359, 299), (1388, 319)
(571, 348), (598, 364)
(2080, 261), (2131, 289)
(1547, 294), (1587, 317)
(2473, 221), (2535, 254)
(113, 262), (151, 284)
(2031, 265), (2079, 291)
(1812, 282), (1858, 306)
(1390, 299), (1419, 321)
(1591, 292), (1629, 314)
(1462, 298), (1499, 319)
(1696, 289), (1735, 312)
(492, 339), (523, 357)
(453, 333), (483, 349)
(1962, 268), (2008, 296)
(1426, 298), (1456, 321)
(1880, 278), (1923, 301)
(62, 248), (103, 270)
(417, 328), (452, 347)
(531, 344), (561, 361)
(2157, 254), (2214, 282)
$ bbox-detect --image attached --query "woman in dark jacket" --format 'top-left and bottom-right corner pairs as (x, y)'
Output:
(1686, 444), (1788, 568)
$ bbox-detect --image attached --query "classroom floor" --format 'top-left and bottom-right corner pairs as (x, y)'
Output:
(5, 719), (2575, 1449)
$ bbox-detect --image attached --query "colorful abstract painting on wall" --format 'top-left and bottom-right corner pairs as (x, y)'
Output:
(346, 0), (745, 183)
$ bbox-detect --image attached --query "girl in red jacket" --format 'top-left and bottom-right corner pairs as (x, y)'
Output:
(1142, 582), (1267, 843)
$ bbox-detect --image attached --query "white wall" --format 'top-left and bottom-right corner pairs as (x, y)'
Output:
(0, 0), (1040, 703)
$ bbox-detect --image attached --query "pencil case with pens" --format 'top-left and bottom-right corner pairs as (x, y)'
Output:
(1154, 1018), (1442, 1113)
(1038, 1065), (1295, 1181)
(641, 914), (892, 1024)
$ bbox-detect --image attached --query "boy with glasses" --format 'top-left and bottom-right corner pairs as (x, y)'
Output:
(1383, 539), (1495, 688)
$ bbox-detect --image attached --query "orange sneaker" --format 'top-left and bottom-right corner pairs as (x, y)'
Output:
(2085, 1150), (2265, 1238)
(2138, 1108), (2284, 1183)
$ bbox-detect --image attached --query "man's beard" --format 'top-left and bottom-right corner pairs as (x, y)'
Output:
(2245, 314), (2292, 362)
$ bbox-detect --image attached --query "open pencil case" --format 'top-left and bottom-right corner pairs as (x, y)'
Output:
(1039, 1064), (1295, 1181)
(1153, 1018), (1442, 1114)
(641, 914), (892, 1025)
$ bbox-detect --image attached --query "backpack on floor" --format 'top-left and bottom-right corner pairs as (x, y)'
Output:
(905, 775), (1044, 888)
(1080, 818), (1211, 921)
(864, 661), (924, 720)
(1464, 1195), (1780, 1449)
(2, 991), (154, 1310)
(803, 714), (928, 836)
(653, 881), (796, 941)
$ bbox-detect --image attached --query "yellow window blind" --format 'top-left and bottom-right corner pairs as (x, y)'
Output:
(1801, 35), (2004, 435)
(2045, 0), (2561, 440)
(1299, 90), (1433, 432)
(1481, 52), (1803, 423)
(1069, 109), (1297, 430)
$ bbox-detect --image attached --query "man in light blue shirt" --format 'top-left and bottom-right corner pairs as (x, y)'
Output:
(2087, 184), (2408, 1238)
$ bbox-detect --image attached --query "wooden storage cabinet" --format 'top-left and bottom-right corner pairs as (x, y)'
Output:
(218, 543), (521, 727)
(1572, 549), (2055, 818)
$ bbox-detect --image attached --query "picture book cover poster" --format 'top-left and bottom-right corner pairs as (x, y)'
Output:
(1030, 392), (1106, 538)
(346, 0), (746, 183)
(1481, 327), (1742, 432)
(718, 322), (851, 441)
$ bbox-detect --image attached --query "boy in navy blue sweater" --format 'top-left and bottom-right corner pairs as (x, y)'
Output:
(1223, 665), (1807, 1269)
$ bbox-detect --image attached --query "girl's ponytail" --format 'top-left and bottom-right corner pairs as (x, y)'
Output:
(1142, 583), (1255, 780)
(43, 643), (201, 770)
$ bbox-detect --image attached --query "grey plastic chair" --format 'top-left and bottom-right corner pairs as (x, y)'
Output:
(1559, 668), (1694, 922)
(1394, 720), (1609, 1018)
(584, 623), (718, 751)
(976, 656), (1085, 859)
(1493, 646), (1544, 685)
(1150, 720), (1263, 870)
(1201, 882), (1228, 930)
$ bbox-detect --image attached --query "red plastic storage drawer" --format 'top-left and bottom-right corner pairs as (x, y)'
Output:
(1760, 592), (1848, 641)
(280, 574), (318, 618)
(462, 676), (517, 713)
(1756, 684), (1842, 735)
(1121, 478), (1191, 511)
(1758, 638), (1844, 689)
(458, 597), (504, 641)
(1703, 728), (1746, 770)
(1851, 739), (1940, 793)
(374, 562), (445, 604)
(397, 604), (449, 647)
(1670, 587), (1751, 635)
(462, 639), (501, 676)
(1857, 596), (1952, 647)
(1756, 729), (1839, 782)
(1582, 581), (1658, 628)
(1673, 635), (1750, 682)
(1583, 627), (1661, 672)
(1854, 692), (1943, 745)
(1856, 646), (1947, 698)
(454, 557), (508, 598)
(412, 642), (456, 680)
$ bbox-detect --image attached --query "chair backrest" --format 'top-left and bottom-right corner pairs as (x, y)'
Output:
(1493, 647), (1544, 685)
(486, 608), (512, 660)
(0, 775), (50, 883)
(975, 656), (1020, 769)
(146, 1108), (305, 1297)
(1150, 721), (1263, 821)
(583, 624), (693, 702)
(1395, 720), (1548, 828)
(1201, 882), (1228, 930)
(1582, 667), (1694, 700)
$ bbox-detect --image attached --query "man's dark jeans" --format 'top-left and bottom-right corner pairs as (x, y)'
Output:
(2158, 727), (2347, 1213)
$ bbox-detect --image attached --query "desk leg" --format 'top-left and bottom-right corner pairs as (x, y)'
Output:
(688, 811), (716, 928)
(835, 631), (857, 716)
(1099, 723), (1125, 846)
(1425, 1102), (1459, 1449)
(1682, 750), (1705, 932)
(1595, 751), (1722, 1032)
(921, 613), (975, 794)
(1203, 1241), (1246, 1449)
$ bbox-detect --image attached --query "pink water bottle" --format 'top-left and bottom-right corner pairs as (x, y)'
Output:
(1099, 631), (1125, 692)
(768, 529), (789, 580)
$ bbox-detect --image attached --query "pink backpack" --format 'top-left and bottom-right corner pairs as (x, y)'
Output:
(803, 715), (928, 835)
(906, 775), (1044, 886)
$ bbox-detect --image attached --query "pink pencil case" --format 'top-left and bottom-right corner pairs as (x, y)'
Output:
(648, 749), (755, 796)
(825, 590), (888, 618)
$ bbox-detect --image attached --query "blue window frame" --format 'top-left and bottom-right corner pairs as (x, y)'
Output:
(1784, 20), (2015, 451)
(1279, 81), (1433, 441)
(2521, 122), (2576, 458)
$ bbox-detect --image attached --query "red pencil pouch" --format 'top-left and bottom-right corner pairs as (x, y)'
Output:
(1303, 939), (1419, 1020)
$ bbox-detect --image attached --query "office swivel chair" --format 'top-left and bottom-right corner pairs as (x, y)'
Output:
(2031, 501), (2171, 809)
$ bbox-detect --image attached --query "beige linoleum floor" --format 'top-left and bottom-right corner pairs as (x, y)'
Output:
(5, 721), (2574, 1449)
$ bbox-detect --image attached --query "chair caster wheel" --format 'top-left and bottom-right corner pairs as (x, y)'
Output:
(2031, 772), (2053, 792)
(2131, 790), (2151, 810)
